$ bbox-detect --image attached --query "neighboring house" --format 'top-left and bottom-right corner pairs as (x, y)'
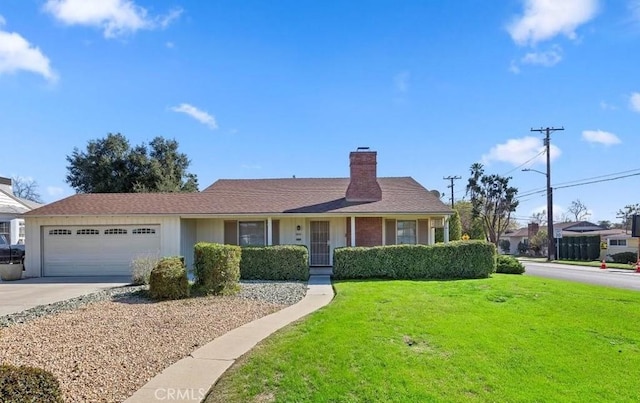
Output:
(500, 221), (636, 257)
(23, 150), (454, 277)
(603, 231), (639, 261)
(0, 177), (43, 245)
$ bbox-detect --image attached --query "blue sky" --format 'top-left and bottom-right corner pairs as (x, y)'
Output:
(1, 0), (639, 225)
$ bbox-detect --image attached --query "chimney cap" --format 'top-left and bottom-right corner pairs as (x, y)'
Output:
(356, 146), (370, 151)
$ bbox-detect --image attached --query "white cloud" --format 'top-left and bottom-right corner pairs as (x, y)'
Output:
(393, 71), (410, 93)
(43, 0), (182, 38)
(158, 8), (183, 29)
(520, 46), (563, 66)
(509, 60), (521, 74)
(630, 0), (640, 22)
(482, 136), (561, 166)
(599, 101), (616, 110)
(581, 130), (621, 146)
(531, 204), (567, 222)
(0, 18), (57, 81)
(507, 0), (599, 46)
(165, 41), (175, 49)
(170, 103), (218, 130)
(47, 186), (64, 197)
(630, 92), (640, 112)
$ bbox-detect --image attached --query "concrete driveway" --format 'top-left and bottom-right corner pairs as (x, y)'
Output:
(0, 276), (131, 316)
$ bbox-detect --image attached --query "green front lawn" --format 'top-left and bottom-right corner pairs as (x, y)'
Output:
(207, 276), (640, 402)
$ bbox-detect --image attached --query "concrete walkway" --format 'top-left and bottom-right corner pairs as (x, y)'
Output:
(125, 275), (334, 403)
(0, 276), (131, 316)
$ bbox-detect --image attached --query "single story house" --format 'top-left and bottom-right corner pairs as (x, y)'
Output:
(0, 176), (43, 245)
(23, 150), (454, 277)
(500, 221), (638, 259)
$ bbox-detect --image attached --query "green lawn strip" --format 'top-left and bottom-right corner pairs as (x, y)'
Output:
(207, 276), (640, 402)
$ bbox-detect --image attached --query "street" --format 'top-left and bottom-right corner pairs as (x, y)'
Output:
(523, 261), (640, 291)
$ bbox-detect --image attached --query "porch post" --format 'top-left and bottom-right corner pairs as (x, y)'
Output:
(350, 216), (356, 247)
(427, 218), (432, 245)
(444, 217), (450, 244)
(267, 217), (272, 246)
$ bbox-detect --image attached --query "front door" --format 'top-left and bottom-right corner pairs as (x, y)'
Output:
(310, 221), (330, 266)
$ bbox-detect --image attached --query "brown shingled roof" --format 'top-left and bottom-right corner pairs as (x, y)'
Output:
(25, 177), (452, 216)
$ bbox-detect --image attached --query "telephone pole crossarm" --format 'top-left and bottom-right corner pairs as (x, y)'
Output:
(530, 126), (564, 261)
(443, 175), (462, 209)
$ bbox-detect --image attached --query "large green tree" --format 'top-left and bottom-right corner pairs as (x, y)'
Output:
(66, 133), (198, 193)
(466, 163), (519, 246)
(453, 200), (486, 240)
(449, 210), (462, 241)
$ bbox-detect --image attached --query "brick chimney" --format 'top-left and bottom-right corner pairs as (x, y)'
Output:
(345, 148), (382, 202)
(528, 223), (539, 239)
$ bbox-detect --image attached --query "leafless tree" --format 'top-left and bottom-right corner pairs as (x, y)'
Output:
(12, 176), (43, 203)
(530, 210), (546, 225)
(567, 199), (590, 221)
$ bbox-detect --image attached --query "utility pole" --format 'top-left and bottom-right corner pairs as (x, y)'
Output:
(531, 126), (564, 261)
(443, 175), (462, 208)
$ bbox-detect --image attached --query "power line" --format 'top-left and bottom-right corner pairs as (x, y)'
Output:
(443, 175), (462, 208)
(502, 149), (546, 176)
(552, 168), (640, 188)
(554, 172), (640, 190)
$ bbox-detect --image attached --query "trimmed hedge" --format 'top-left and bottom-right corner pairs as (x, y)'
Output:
(149, 257), (190, 300)
(0, 364), (63, 403)
(333, 241), (496, 280)
(240, 245), (309, 281)
(194, 242), (241, 295)
(496, 255), (525, 274)
(610, 251), (638, 264)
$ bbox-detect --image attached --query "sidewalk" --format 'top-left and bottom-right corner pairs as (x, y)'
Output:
(125, 275), (334, 402)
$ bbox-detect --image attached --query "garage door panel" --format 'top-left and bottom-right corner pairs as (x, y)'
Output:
(43, 225), (161, 276)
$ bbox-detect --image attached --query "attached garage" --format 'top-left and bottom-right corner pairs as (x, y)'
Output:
(42, 225), (161, 276)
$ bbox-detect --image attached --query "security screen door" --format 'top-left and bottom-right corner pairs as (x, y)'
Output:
(310, 221), (330, 266)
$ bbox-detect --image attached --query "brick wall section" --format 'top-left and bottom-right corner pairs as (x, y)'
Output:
(346, 217), (383, 247)
(345, 151), (382, 202)
(355, 217), (382, 246)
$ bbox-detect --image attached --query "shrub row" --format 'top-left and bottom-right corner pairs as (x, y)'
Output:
(496, 255), (525, 274)
(610, 251), (638, 264)
(0, 364), (63, 403)
(240, 245), (309, 281)
(333, 241), (496, 280)
(193, 243), (241, 295)
(149, 256), (190, 300)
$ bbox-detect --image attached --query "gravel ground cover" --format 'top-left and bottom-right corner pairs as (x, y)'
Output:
(0, 281), (307, 402)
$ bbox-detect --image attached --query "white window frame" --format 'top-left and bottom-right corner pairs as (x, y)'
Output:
(239, 221), (266, 246)
(77, 229), (100, 235)
(610, 239), (627, 247)
(133, 228), (156, 234)
(104, 228), (128, 235)
(396, 220), (417, 245)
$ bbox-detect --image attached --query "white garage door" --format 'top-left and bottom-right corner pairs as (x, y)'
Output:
(43, 225), (161, 276)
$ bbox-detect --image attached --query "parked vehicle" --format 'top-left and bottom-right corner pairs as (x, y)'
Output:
(0, 234), (25, 264)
